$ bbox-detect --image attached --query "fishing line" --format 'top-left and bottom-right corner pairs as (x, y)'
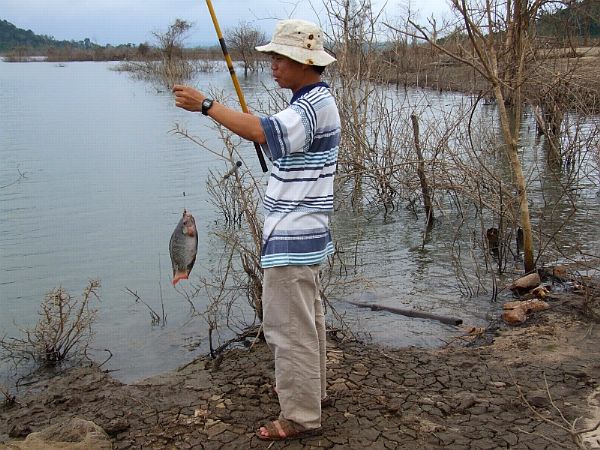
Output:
(182, 155), (188, 213)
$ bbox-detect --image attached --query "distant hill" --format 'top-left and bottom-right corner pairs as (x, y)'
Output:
(0, 19), (99, 52)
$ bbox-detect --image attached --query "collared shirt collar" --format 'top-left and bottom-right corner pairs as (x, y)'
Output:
(291, 81), (330, 104)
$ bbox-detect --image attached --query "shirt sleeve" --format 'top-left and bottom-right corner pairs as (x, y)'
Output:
(259, 103), (314, 161)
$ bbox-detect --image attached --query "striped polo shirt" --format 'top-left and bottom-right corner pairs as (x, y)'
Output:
(259, 82), (340, 268)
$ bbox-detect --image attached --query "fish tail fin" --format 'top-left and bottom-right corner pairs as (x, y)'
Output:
(172, 271), (189, 286)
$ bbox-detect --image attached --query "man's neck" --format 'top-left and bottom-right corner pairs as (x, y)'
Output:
(291, 69), (322, 94)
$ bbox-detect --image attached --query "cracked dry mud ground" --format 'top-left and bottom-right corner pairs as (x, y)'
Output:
(1, 292), (600, 449)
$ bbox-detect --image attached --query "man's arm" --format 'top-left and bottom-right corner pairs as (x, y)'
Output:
(173, 84), (266, 145)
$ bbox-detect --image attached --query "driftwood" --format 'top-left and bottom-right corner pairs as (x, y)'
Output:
(346, 300), (463, 326)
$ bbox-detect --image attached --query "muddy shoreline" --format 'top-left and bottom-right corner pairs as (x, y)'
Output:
(1, 288), (600, 449)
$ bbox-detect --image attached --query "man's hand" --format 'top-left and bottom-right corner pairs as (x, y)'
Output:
(173, 85), (204, 112)
(172, 84), (266, 145)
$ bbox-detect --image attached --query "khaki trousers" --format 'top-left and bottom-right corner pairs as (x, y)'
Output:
(262, 264), (326, 429)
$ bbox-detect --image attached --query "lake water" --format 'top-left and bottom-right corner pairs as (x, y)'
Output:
(1, 61), (598, 384)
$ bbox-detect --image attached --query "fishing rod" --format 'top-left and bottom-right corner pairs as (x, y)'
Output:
(205, 0), (269, 173)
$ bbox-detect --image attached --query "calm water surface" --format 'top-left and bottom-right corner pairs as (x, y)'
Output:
(1, 61), (234, 382)
(1, 61), (598, 383)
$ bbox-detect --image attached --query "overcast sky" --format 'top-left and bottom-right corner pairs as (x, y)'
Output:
(2, 1), (453, 47)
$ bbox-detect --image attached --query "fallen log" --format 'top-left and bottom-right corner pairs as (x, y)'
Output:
(346, 300), (463, 326)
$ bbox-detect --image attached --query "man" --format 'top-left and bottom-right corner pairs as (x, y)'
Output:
(173, 19), (340, 441)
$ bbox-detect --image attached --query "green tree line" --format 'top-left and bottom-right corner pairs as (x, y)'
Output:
(0, 19), (133, 53)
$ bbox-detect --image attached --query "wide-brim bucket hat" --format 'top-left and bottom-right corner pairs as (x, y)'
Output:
(255, 19), (336, 67)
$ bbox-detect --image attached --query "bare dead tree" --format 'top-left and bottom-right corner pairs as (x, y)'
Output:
(411, 113), (434, 228)
(117, 19), (199, 88)
(225, 21), (267, 77)
(324, 0), (418, 214)
(385, 0), (577, 273)
(152, 19), (190, 64)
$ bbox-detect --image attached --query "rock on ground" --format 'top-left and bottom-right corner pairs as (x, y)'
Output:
(1, 417), (111, 449)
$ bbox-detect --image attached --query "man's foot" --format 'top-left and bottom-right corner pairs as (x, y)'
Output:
(256, 419), (321, 441)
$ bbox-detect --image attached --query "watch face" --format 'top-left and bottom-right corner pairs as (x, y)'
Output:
(202, 99), (213, 115)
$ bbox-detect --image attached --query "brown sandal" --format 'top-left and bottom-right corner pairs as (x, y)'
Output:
(256, 419), (321, 441)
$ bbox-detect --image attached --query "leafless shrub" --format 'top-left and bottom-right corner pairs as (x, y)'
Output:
(171, 93), (264, 353)
(116, 58), (200, 87)
(322, 0), (598, 285)
(0, 280), (100, 369)
(323, 0), (413, 213)
(0, 385), (17, 408)
(115, 19), (200, 88)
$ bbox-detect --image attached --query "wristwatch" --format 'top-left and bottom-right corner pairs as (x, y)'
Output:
(201, 98), (214, 116)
